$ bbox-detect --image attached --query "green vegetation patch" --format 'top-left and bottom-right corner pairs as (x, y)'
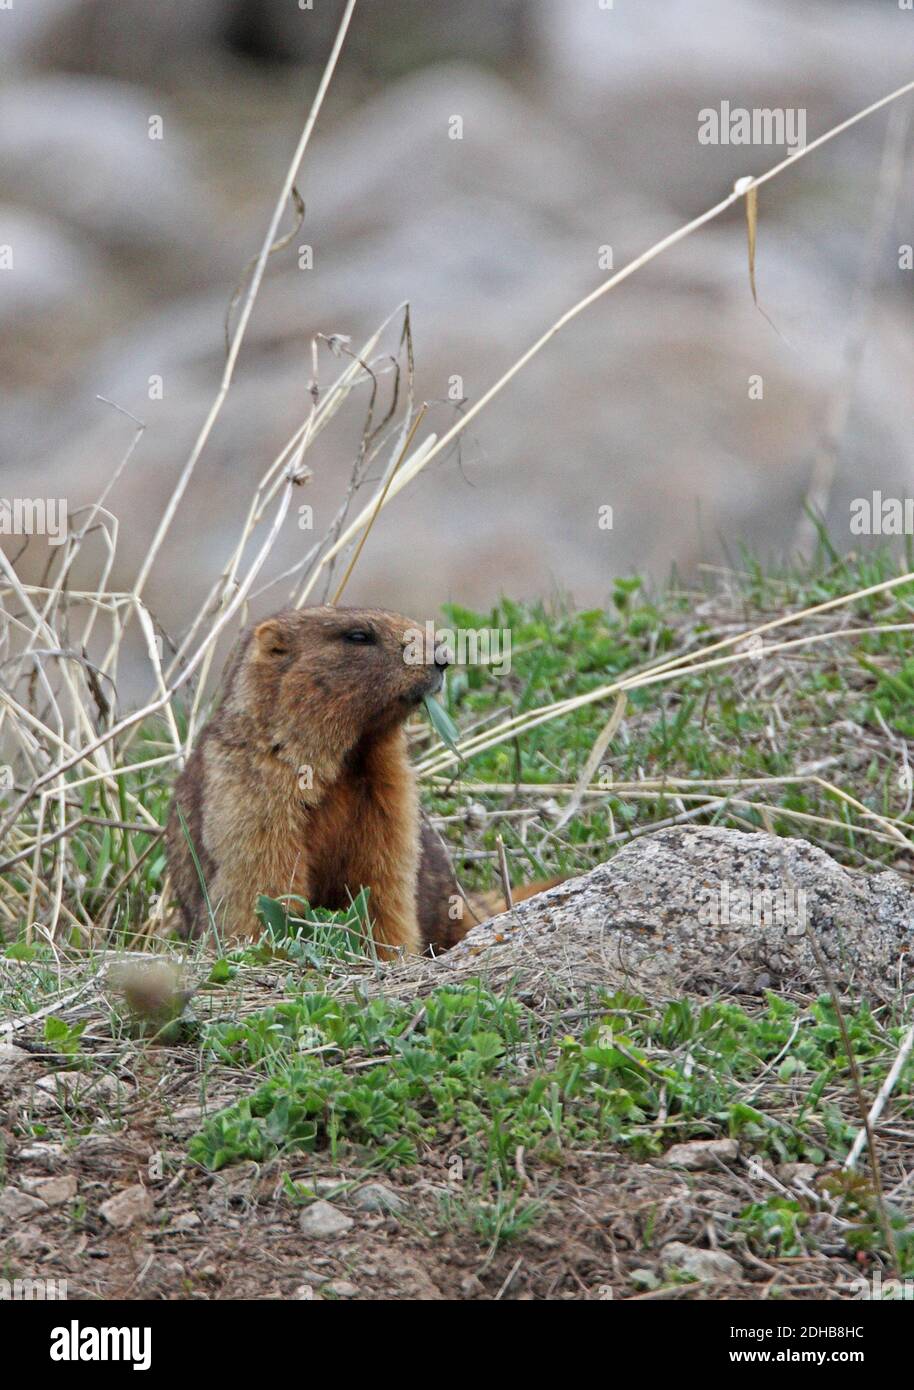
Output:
(188, 983), (914, 1197)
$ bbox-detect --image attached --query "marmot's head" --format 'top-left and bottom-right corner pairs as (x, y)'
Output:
(229, 606), (449, 764)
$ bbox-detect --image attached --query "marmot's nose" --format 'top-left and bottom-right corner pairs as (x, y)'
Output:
(433, 644), (451, 671)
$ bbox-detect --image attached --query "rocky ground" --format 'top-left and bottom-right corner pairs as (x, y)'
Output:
(2, 825), (911, 1301)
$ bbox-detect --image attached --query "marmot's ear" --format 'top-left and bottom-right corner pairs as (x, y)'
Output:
(253, 618), (291, 659)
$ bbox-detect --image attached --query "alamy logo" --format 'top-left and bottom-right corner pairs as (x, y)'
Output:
(50, 1320), (151, 1370)
(692, 881), (807, 936)
(403, 622), (512, 676)
(0, 497), (68, 546)
(850, 491), (914, 535)
(846, 1269), (914, 1300)
(0, 1276), (67, 1299)
(698, 102), (806, 148)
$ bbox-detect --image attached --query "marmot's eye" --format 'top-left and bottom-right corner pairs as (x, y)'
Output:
(343, 629), (375, 644)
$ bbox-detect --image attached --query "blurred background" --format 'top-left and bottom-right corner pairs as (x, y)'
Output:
(3, 0), (914, 637)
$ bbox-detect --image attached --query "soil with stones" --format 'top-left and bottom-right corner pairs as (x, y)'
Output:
(1, 827), (909, 1301)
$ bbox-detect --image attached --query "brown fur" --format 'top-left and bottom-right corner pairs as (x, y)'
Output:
(165, 606), (466, 958)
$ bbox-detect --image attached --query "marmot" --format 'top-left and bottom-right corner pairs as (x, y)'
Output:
(165, 606), (466, 957)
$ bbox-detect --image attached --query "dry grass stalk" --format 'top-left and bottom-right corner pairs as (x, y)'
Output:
(2, 33), (913, 946)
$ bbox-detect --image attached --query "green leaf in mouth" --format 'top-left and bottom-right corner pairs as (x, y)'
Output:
(423, 691), (462, 759)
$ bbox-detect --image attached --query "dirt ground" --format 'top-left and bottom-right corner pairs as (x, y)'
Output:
(0, 1025), (877, 1302)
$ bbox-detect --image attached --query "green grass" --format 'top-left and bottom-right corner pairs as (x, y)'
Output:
(420, 549), (914, 895)
(186, 978), (914, 1266)
(6, 544), (914, 942)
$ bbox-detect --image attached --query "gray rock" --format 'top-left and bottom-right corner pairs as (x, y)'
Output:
(662, 1242), (742, 1283)
(662, 1139), (739, 1171)
(16, 1143), (65, 1170)
(0, 78), (213, 252)
(351, 1183), (406, 1215)
(0, 1187), (49, 1222)
(99, 1184), (153, 1231)
(0, 208), (108, 322)
(313, 1178), (348, 1197)
(19, 1175), (77, 1206)
(442, 827), (914, 998)
(298, 1201), (354, 1240)
(323, 1279), (358, 1298)
(8, 1227), (47, 1258)
(0, 1044), (32, 1070)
